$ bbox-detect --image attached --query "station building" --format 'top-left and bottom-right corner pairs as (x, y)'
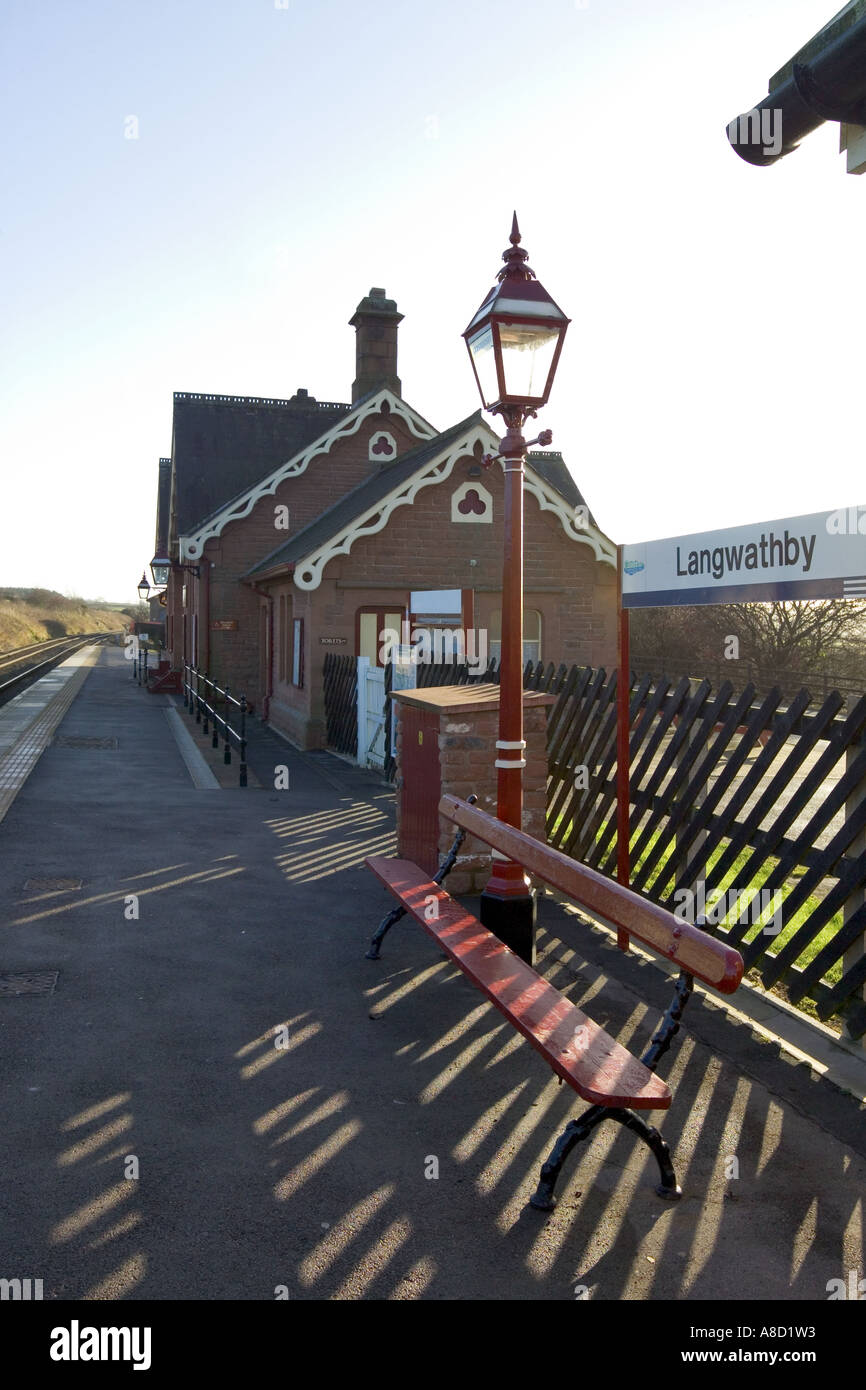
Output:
(154, 289), (617, 749)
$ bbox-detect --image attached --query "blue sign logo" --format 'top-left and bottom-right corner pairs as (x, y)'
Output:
(623, 559), (645, 575)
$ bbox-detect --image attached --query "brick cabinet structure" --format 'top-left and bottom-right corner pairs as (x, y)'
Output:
(153, 288), (618, 750)
(392, 685), (555, 895)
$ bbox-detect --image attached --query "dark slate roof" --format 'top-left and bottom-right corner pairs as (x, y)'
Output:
(171, 389), (352, 536)
(154, 457), (172, 555)
(187, 387), (439, 535)
(245, 411), (485, 578)
(527, 451), (599, 530)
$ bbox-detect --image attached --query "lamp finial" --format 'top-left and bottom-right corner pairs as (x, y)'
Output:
(499, 213), (535, 283)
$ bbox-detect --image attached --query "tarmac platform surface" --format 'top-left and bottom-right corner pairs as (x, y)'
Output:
(0, 645), (863, 1301)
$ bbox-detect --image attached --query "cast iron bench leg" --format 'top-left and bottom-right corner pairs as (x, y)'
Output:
(606, 1108), (681, 1200)
(365, 795), (477, 960)
(530, 969), (694, 1211)
(529, 1104), (606, 1210)
(530, 1105), (682, 1211)
(365, 902), (407, 960)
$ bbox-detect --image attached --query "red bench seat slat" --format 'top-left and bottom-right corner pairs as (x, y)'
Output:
(366, 857), (671, 1111)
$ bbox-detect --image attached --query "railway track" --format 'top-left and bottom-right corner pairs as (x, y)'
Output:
(0, 632), (123, 705)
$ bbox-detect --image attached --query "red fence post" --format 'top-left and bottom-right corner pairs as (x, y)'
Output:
(616, 545), (631, 950)
(842, 743), (866, 1049)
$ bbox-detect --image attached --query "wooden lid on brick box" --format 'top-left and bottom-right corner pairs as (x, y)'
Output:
(390, 684), (556, 714)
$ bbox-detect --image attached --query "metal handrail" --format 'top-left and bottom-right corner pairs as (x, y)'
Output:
(133, 647), (149, 686)
(181, 662), (248, 787)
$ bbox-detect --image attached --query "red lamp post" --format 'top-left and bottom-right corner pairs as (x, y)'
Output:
(462, 214), (570, 964)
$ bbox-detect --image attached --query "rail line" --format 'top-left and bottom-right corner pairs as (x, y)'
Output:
(0, 632), (123, 705)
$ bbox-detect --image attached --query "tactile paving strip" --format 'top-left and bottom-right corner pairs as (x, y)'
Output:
(0, 649), (100, 825)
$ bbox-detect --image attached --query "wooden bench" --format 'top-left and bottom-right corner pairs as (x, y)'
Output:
(366, 793), (743, 1211)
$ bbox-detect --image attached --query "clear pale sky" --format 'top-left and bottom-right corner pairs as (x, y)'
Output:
(1, 0), (862, 603)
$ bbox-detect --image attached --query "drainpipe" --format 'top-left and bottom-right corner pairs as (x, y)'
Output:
(202, 561), (211, 674)
(246, 580), (274, 722)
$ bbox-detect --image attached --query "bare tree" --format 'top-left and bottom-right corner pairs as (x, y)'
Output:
(631, 599), (866, 693)
(700, 599), (866, 674)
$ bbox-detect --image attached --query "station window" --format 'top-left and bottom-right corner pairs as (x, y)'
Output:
(278, 595), (287, 683)
(292, 617), (304, 688)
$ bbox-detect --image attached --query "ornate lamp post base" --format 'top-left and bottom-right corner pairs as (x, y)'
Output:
(480, 875), (537, 966)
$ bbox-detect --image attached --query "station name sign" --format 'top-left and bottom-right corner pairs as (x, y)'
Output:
(622, 505), (866, 608)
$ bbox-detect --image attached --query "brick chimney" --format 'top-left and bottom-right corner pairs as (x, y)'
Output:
(349, 288), (403, 403)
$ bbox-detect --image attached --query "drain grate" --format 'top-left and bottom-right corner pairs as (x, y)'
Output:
(0, 971), (59, 997)
(23, 877), (82, 891)
(54, 736), (118, 749)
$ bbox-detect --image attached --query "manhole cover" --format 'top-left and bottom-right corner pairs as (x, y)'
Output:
(23, 878), (82, 891)
(0, 971), (59, 996)
(54, 736), (118, 749)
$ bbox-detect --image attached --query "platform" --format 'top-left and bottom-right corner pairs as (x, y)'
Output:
(0, 644), (102, 824)
(0, 645), (863, 1301)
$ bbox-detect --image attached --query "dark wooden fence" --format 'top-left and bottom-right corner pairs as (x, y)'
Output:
(377, 654), (866, 1039)
(544, 666), (866, 1041)
(322, 652), (357, 757)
